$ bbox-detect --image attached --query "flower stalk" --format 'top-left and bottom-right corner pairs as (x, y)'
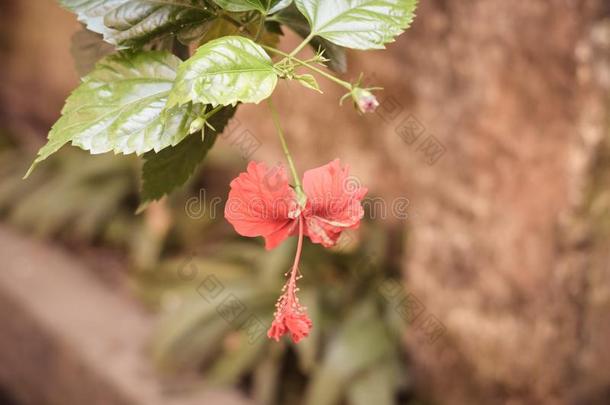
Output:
(267, 98), (305, 203)
(289, 33), (315, 57)
(263, 45), (353, 91)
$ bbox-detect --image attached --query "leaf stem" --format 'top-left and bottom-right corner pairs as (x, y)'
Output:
(289, 33), (315, 57)
(263, 45), (352, 90)
(219, 13), (243, 29)
(203, 104), (224, 124)
(267, 98), (303, 196)
(254, 12), (265, 42)
(205, 104), (224, 116)
(219, 12), (254, 36)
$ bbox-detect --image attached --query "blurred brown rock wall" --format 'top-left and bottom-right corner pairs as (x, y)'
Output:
(247, 1), (610, 403)
(389, 1), (610, 404)
(0, 0), (79, 150)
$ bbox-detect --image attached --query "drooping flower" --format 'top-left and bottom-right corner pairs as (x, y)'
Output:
(224, 159), (368, 343)
(225, 159), (367, 250)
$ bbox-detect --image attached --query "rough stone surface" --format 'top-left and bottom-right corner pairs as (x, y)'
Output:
(0, 227), (251, 405)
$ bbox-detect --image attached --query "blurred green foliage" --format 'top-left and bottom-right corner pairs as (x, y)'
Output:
(134, 196), (415, 405)
(0, 134), (420, 405)
(0, 135), (139, 243)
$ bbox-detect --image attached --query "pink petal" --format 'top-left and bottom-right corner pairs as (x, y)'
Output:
(264, 220), (297, 250)
(225, 161), (298, 250)
(302, 159), (368, 247)
(266, 312), (312, 344)
(285, 313), (313, 343)
(267, 319), (286, 342)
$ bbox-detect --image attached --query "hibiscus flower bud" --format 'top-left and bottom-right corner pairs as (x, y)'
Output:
(189, 116), (205, 133)
(352, 88), (379, 114)
(339, 75), (382, 114)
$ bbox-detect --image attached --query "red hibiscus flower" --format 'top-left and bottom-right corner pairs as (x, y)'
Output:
(225, 159), (367, 250)
(224, 159), (368, 343)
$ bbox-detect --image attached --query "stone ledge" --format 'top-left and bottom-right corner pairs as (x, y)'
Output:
(0, 226), (251, 405)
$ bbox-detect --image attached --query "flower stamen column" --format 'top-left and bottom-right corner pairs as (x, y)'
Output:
(267, 216), (312, 343)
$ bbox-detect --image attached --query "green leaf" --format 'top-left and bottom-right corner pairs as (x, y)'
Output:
(59, 0), (125, 36)
(61, 1), (222, 48)
(139, 105), (236, 204)
(3, 149), (134, 241)
(208, 321), (269, 385)
(152, 282), (269, 370)
(25, 51), (203, 178)
(70, 27), (115, 77)
(212, 0), (265, 12)
(133, 255), (251, 307)
(294, 0), (417, 50)
(152, 293), (232, 370)
(253, 344), (285, 405)
(269, 0), (292, 14)
(187, 15), (280, 48)
(194, 18), (242, 45)
(212, 0), (292, 13)
(167, 36), (278, 108)
(295, 74), (322, 93)
(305, 301), (393, 405)
(103, 0), (216, 48)
(274, 4), (347, 73)
(346, 360), (399, 405)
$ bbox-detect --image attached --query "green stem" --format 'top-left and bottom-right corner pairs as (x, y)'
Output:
(263, 45), (352, 90)
(254, 12), (265, 42)
(289, 33), (315, 57)
(267, 98), (303, 195)
(296, 58), (352, 89)
(219, 13), (243, 29)
(204, 104), (223, 119)
(219, 13), (254, 36)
